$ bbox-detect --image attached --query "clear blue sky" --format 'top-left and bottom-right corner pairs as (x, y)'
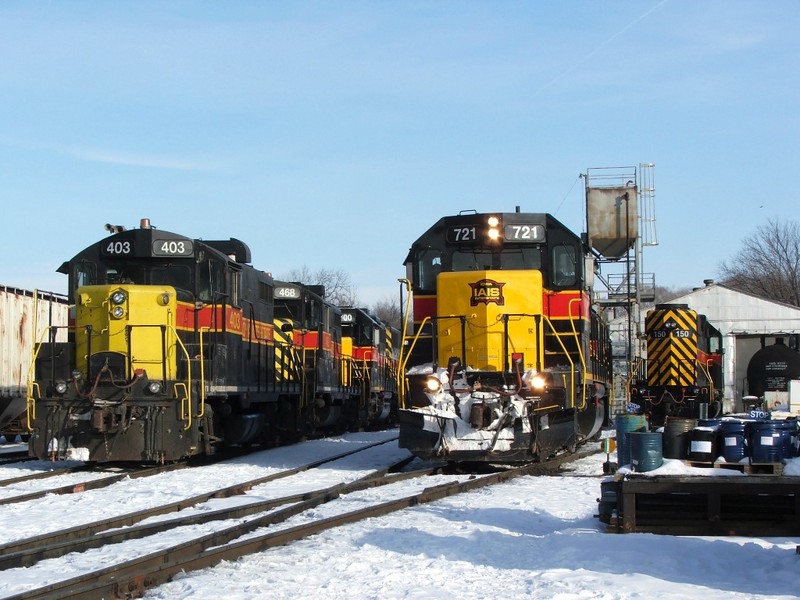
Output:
(1, 1), (798, 305)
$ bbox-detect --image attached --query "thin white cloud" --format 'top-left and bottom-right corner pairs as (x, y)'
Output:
(0, 135), (223, 172)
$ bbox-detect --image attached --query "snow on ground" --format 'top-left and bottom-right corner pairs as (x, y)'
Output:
(147, 443), (800, 600)
(1, 434), (800, 599)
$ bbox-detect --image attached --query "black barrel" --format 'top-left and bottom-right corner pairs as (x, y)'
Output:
(662, 417), (697, 459)
(688, 427), (718, 462)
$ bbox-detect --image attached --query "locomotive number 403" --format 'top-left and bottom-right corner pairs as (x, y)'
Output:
(152, 239), (194, 257)
(103, 240), (132, 255)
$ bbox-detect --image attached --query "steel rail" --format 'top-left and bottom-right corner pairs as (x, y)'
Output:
(7, 448), (596, 600)
(0, 436), (402, 559)
(0, 462), (188, 507)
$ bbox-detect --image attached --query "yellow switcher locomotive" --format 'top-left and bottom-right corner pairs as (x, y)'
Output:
(397, 209), (612, 463)
(630, 303), (724, 426)
(27, 219), (396, 463)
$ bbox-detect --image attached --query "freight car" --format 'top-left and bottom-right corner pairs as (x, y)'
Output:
(26, 219), (398, 463)
(0, 287), (68, 441)
(630, 303), (724, 426)
(397, 209), (612, 463)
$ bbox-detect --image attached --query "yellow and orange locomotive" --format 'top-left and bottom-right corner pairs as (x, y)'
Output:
(397, 209), (612, 463)
(27, 219), (397, 463)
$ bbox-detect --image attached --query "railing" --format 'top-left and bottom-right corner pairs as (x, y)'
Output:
(397, 316), (431, 409)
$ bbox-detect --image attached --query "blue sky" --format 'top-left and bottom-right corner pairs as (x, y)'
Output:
(1, 1), (798, 305)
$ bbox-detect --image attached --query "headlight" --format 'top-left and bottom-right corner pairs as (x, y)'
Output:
(487, 216), (500, 240)
(530, 375), (546, 390)
(54, 381), (68, 394)
(111, 305), (125, 319)
(147, 381), (163, 394)
(111, 290), (127, 305)
(157, 292), (170, 306)
(424, 376), (442, 393)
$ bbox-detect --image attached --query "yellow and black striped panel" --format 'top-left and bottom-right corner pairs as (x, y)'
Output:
(273, 318), (300, 383)
(645, 306), (699, 386)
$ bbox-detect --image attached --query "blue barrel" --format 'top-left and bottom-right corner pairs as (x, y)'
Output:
(614, 414), (648, 467)
(749, 419), (797, 462)
(662, 417), (697, 459)
(630, 431), (663, 472)
(688, 427), (718, 462)
(719, 419), (748, 462)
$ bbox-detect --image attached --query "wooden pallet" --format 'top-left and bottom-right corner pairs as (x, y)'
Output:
(684, 460), (784, 475)
(716, 461), (784, 475)
(610, 475), (800, 535)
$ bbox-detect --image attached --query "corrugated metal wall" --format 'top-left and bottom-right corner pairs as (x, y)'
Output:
(0, 287), (69, 397)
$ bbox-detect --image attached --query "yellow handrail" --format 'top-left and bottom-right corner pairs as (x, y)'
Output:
(26, 323), (73, 430)
(171, 327), (194, 429)
(397, 316), (432, 410)
(567, 297), (588, 410)
(696, 359), (715, 405)
(542, 314), (576, 409)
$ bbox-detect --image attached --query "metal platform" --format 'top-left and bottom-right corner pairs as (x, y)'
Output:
(602, 475), (800, 536)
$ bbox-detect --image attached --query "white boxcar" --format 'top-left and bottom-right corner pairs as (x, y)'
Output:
(0, 286), (69, 436)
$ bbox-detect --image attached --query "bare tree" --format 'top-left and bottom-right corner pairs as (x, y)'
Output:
(281, 266), (358, 307)
(371, 294), (404, 331)
(649, 284), (694, 306)
(719, 218), (800, 307)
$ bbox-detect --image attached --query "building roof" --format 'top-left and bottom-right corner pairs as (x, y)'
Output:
(662, 281), (800, 336)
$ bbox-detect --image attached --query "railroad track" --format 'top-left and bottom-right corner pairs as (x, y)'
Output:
(0, 452), (32, 466)
(0, 462), (189, 506)
(1, 445), (596, 599)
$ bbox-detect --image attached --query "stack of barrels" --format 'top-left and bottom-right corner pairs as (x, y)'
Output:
(614, 413), (798, 471)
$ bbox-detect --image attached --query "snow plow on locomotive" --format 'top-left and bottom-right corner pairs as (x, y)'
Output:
(397, 209), (612, 463)
(27, 219), (398, 463)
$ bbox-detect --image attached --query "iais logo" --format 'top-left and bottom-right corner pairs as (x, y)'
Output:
(469, 279), (506, 306)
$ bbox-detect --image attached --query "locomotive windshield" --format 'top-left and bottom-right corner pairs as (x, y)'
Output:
(415, 247), (543, 292)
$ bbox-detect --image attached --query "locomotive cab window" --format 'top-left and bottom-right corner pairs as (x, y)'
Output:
(151, 265), (193, 299)
(74, 262), (96, 289)
(230, 269), (241, 307)
(198, 259), (225, 303)
(500, 247), (541, 270)
(107, 265), (145, 284)
(417, 250), (442, 291)
(452, 250), (493, 272)
(552, 244), (577, 287)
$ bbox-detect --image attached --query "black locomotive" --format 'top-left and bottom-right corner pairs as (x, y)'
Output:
(27, 219), (397, 463)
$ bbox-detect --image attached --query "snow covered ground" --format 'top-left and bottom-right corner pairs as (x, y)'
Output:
(1, 433), (800, 599)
